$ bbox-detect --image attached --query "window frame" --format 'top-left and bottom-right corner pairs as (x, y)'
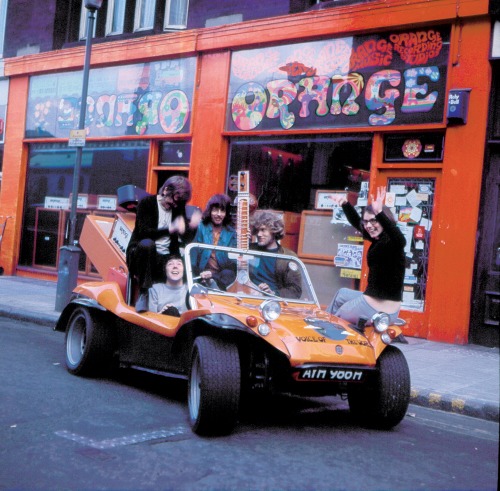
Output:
(164, 0), (189, 30)
(105, 0), (127, 36)
(134, 0), (157, 32)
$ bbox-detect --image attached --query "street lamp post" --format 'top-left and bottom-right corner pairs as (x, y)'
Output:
(55, 0), (103, 312)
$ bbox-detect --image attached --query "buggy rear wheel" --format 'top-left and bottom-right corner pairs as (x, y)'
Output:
(348, 345), (410, 429)
(65, 306), (114, 376)
(188, 336), (241, 436)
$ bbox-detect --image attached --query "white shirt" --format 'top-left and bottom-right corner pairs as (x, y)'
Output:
(156, 195), (172, 255)
(148, 283), (188, 314)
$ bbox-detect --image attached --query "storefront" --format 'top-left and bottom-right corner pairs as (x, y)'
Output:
(0, 0), (492, 344)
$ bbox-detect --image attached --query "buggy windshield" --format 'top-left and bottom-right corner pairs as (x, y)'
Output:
(185, 243), (319, 305)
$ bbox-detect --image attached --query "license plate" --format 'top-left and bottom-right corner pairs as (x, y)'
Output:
(297, 367), (365, 381)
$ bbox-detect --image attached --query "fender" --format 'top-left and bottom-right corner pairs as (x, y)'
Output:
(53, 295), (107, 332)
(171, 312), (263, 361)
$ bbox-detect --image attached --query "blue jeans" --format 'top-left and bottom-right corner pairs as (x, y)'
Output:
(327, 288), (400, 325)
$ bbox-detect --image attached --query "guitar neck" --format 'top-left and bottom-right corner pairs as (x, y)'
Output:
(236, 170), (251, 254)
(237, 198), (250, 251)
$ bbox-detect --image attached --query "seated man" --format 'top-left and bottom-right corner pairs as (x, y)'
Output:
(249, 210), (302, 299)
(137, 254), (188, 316)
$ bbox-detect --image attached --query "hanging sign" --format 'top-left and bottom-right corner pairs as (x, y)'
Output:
(68, 129), (86, 147)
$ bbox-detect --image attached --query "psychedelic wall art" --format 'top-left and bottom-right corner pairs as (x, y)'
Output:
(25, 57), (197, 138)
(227, 27), (450, 131)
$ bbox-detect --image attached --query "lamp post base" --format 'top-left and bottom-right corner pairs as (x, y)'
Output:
(55, 245), (81, 312)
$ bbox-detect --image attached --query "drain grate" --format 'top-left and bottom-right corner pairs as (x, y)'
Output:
(55, 425), (189, 449)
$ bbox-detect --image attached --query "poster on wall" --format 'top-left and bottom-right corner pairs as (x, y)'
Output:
(387, 177), (436, 312)
(25, 57), (197, 139)
(227, 26), (450, 132)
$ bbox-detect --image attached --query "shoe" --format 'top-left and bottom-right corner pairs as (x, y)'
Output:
(135, 293), (148, 313)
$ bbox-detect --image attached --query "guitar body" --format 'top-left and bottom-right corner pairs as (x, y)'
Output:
(226, 269), (262, 296)
(226, 170), (262, 296)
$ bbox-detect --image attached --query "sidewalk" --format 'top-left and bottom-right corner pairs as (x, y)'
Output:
(0, 275), (498, 422)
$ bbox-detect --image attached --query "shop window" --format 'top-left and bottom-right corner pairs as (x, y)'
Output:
(159, 141), (191, 166)
(106, 0), (127, 35)
(164, 0), (189, 30)
(153, 140), (190, 192)
(227, 135), (372, 213)
(387, 177), (436, 313)
(227, 136), (371, 305)
(19, 141), (149, 274)
(134, 0), (157, 31)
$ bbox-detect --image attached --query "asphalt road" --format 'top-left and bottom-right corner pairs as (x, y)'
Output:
(0, 317), (498, 491)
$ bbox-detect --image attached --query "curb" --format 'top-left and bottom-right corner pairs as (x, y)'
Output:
(410, 387), (499, 422)
(0, 308), (58, 329)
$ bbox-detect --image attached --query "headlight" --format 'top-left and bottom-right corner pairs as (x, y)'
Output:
(381, 332), (392, 344)
(259, 299), (281, 322)
(258, 323), (271, 336)
(372, 312), (390, 333)
(381, 329), (398, 344)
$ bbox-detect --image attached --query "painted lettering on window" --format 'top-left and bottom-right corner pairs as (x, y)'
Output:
(227, 28), (449, 131)
(26, 58), (196, 138)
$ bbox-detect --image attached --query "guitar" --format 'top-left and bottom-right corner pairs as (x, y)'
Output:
(226, 170), (261, 295)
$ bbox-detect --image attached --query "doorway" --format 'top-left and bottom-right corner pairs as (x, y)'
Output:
(470, 146), (500, 347)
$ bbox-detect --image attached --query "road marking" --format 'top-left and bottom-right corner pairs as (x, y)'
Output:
(55, 425), (189, 449)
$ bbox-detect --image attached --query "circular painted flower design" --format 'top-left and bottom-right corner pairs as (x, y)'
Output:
(402, 139), (422, 159)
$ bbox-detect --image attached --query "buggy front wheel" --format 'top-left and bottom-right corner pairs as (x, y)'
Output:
(348, 345), (410, 429)
(188, 336), (241, 436)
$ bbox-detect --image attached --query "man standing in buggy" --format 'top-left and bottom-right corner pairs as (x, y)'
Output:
(126, 175), (201, 312)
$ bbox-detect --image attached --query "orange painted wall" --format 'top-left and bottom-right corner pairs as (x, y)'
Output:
(425, 19), (491, 344)
(0, 76), (29, 276)
(189, 52), (232, 210)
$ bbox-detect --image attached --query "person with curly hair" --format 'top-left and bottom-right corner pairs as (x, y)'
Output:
(249, 210), (302, 299)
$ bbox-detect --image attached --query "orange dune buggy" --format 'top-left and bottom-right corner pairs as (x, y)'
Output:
(55, 242), (410, 436)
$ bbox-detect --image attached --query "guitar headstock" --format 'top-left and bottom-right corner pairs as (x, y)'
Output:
(238, 170), (250, 195)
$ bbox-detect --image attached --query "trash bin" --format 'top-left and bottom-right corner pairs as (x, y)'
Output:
(55, 245), (81, 312)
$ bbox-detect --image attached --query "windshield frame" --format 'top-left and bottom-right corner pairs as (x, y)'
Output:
(184, 243), (320, 306)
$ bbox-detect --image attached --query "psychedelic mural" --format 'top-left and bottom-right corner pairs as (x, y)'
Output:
(26, 57), (197, 138)
(227, 27), (450, 131)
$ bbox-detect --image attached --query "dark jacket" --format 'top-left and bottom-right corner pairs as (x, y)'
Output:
(250, 243), (302, 299)
(342, 202), (406, 301)
(126, 195), (197, 264)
